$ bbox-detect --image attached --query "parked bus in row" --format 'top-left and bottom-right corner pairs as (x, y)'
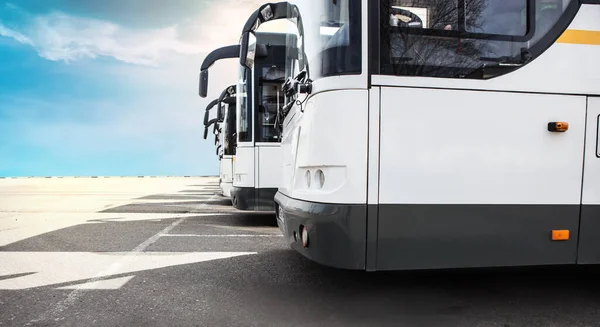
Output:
(236, 0), (600, 271)
(199, 31), (292, 211)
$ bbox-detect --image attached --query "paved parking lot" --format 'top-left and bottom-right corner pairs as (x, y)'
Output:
(1, 177), (600, 327)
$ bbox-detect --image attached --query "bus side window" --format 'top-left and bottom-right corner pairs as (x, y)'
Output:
(380, 0), (575, 79)
(389, 1), (458, 29)
(465, 0), (528, 36)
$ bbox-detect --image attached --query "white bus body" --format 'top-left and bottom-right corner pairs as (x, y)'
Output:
(199, 33), (288, 211)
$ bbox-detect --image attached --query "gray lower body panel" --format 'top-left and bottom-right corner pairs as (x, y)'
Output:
(377, 204), (580, 271)
(274, 192), (367, 270)
(273, 195), (591, 271)
(231, 187), (277, 211)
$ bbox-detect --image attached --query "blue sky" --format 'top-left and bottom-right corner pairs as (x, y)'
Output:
(0, 0), (261, 177)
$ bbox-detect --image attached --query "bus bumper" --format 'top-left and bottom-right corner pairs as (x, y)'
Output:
(231, 187), (277, 211)
(274, 191), (367, 270)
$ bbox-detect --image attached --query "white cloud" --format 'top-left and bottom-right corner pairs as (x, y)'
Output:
(0, 0), (288, 176)
(19, 12), (204, 66)
(0, 23), (32, 45)
(0, 0), (268, 66)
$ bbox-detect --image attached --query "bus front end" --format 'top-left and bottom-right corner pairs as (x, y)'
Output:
(271, 0), (370, 269)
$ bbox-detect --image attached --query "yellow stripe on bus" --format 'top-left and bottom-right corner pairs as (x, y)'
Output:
(556, 29), (600, 45)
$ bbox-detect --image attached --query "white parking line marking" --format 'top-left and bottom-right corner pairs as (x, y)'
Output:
(34, 194), (221, 322)
(0, 251), (255, 291)
(160, 234), (284, 238)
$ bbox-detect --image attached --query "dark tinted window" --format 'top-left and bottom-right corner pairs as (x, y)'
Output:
(285, 0), (362, 82)
(465, 0), (528, 36)
(237, 67), (252, 142)
(380, 0), (575, 79)
(256, 66), (284, 142)
(224, 102), (236, 155)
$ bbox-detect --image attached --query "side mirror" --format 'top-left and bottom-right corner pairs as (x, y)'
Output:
(240, 31), (257, 69)
(239, 2), (307, 73)
(203, 109), (210, 126)
(217, 85), (236, 122)
(217, 104), (225, 122)
(204, 99), (219, 126)
(199, 70), (209, 98)
(198, 45), (241, 98)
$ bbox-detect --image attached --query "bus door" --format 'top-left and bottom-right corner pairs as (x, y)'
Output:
(577, 97), (600, 264)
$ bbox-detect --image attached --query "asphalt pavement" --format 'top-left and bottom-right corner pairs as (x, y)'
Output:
(1, 177), (600, 327)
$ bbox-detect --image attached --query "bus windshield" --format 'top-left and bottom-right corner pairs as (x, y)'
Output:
(223, 101), (236, 155)
(256, 66), (285, 143)
(237, 66), (252, 143)
(285, 0), (361, 81)
(380, 0), (575, 79)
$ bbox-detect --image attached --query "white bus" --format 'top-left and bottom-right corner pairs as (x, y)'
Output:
(218, 86), (238, 198)
(203, 86), (237, 197)
(202, 97), (226, 195)
(233, 32), (288, 211)
(200, 45), (240, 198)
(238, 0), (600, 270)
(199, 32), (289, 211)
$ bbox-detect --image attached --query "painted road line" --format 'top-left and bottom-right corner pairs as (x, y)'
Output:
(0, 252), (256, 290)
(33, 193), (220, 322)
(36, 216), (189, 321)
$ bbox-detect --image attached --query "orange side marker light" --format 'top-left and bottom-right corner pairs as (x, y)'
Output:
(548, 122), (569, 132)
(552, 230), (570, 241)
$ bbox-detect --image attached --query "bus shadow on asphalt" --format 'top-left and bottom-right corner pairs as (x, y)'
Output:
(0, 213), (279, 253)
(99, 197), (235, 214)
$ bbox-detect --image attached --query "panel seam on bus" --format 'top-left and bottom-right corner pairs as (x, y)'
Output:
(370, 82), (595, 98)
